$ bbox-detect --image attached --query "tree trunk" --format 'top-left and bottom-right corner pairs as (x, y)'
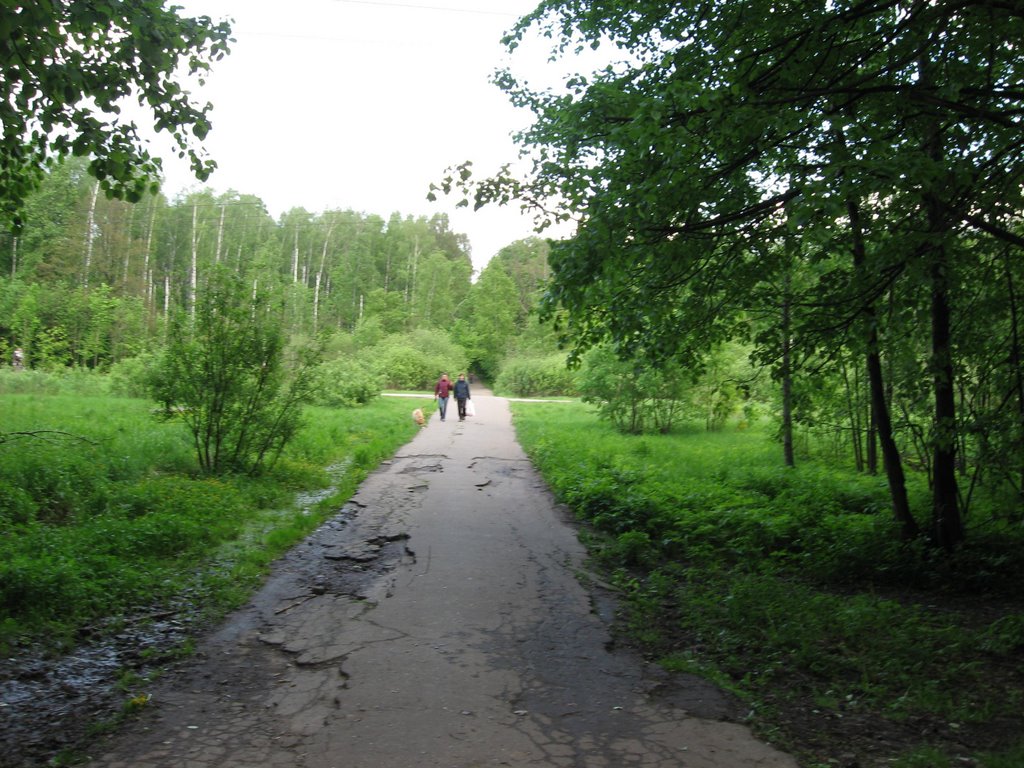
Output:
(866, 341), (918, 538)
(189, 203), (199, 322)
(84, 180), (100, 290)
(1003, 253), (1024, 495)
(215, 204), (226, 265)
(920, 57), (963, 550)
(122, 205), (135, 288)
(841, 357), (864, 472)
(313, 271), (322, 331)
(866, 387), (878, 475)
(928, 240), (963, 549)
(780, 272), (795, 467)
(313, 221), (336, 334)
(144, 202), (156, 312)
(847, 194), (919, 538)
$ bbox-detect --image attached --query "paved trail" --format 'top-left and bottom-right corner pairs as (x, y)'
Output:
(89, 391), (797, 768)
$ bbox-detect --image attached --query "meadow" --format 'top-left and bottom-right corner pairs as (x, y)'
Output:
(509, 400), (1024, 768)
(0, 376), (428, 653)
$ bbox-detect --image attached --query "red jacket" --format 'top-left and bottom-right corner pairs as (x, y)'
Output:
(434, 378), (452, 397)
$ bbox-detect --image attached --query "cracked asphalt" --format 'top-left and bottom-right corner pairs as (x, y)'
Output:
(86, 391), (798, 768)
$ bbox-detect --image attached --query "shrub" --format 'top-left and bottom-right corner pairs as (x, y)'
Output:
(577, 345), (693, 434)
(494, 354), (579, 396)
(368, 344), (437, 390)
(107, 352), (160, 399)
(366, 331), (468, 390)
(149, 268), (323, 475)
(311, 356), (384, 407)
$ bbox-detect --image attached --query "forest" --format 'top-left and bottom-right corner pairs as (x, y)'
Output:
(2, 0), (1023, 766)
(0, 155), (557, 383)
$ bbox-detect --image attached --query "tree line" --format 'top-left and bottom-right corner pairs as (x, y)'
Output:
(0, 157), (554, 376)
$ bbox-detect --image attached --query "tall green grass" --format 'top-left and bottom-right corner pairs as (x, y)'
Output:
(510, 400), (1024, 765)
(0, 391), (428, 652)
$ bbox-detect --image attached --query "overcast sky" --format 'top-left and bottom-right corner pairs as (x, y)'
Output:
(151, 0), (566, 274)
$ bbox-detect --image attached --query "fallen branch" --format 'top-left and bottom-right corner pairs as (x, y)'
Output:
(0, 430), (98, 447)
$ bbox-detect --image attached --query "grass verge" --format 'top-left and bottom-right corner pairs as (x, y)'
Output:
(509, 400), (1024, 768)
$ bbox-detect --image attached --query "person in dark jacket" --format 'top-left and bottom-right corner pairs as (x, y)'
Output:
(434, 373), (452, 422)
(453, 372), (471, 421)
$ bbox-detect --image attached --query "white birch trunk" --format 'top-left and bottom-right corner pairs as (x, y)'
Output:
(407, 235), (420, 309)
(215, 204), (226, 264)
(84, 180), (99, 289)
(313, 221), (337, 333)
(122, 204), (135, 286)
(143, 202), (156, 310)
(189, 203), (198, 321)
(313, 271), (322, 331)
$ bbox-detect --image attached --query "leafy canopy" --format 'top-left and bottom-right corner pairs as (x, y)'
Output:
(0, 1), (233, 230)
(448, 0), (1024, 363)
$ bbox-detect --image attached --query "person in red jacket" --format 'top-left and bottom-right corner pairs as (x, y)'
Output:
(434, 373), (452, 422)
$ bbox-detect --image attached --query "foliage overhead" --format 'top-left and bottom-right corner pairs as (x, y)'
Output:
(470, 0), (1024, 360)
(0, 1), (233, 230)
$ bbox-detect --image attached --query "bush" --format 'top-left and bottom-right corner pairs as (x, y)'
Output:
(150, 268), (322, 475)
(494, 354), (579, 396)
(369, 344), (438, 390)
(366, 331), (468, 390)
(311, 356), (384, 407)
(577, 345), (693, 434)
(107, 352), (160, 399)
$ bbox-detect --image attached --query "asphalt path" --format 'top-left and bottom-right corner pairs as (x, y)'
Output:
(88, 390), (798, 768)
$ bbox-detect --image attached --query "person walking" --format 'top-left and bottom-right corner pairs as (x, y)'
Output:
(453, 372), (471, 421)
(434, 373), (452, 422)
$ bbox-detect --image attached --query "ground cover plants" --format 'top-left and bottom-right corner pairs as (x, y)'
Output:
(509, 400), (1024, 768)
(0, 382), (427, 654)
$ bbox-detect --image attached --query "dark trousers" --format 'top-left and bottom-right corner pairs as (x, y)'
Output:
(457, 397), (467, 419)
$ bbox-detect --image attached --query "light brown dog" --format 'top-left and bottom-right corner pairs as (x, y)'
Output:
(412, 408), (425, 426)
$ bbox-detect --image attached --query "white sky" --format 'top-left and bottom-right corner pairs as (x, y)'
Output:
(151, 0), (566, 275)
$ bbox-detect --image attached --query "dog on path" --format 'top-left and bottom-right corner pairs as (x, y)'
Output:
(412, 408), (425, 426)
